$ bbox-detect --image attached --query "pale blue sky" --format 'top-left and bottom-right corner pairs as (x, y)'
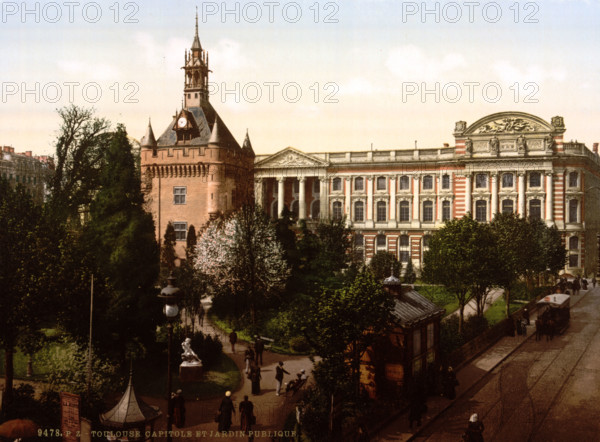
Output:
(1, 0), (599, 155)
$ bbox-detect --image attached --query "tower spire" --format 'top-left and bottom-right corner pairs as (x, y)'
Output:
(191, 7), (201, 51)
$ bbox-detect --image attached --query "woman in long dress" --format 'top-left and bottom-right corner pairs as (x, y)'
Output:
(239, 395), (254, 433)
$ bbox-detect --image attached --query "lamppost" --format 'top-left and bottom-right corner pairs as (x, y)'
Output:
(158, 274), (181, 442)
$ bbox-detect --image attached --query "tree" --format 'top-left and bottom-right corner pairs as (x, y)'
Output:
(369, 251), (401, 282)
(195, 204), (290, 328)
(178, 225), (207, 334)
(48, 105), (110, 223)
(403, 259), (417, 284)
(422, 214), (493, 332)
(83, 124), (160, 358)
(160, 222), (177, 286)
(0, 179), (61, 405)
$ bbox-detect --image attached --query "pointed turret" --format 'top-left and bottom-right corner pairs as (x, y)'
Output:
(209, 116), (222, 146)
(184, 9), (210, 108)
(242, 129), (254, 154)
(191, 8), (201, 52)
(141, 119), (157, 148)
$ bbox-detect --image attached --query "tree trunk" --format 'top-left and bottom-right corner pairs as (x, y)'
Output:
(458, 304), (465, 334)
(505, 287), (511, 318)
(3, 347), (14, 410)
(27, 354), (33, 377)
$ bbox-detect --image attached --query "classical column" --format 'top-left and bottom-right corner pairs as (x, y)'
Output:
(465, 174), (472, 214)
(491, 173), (499, 218)
(436, 175), (441, 221)
(298, 177), (306, 220)
(413, 176), (420, 220)
(254, 178), (264, 209)
(277, 177), (285, 218)
(319, 177), (328, 219)
(345, 177), (351, 218)
(518, 173), (526, 217)
(545, 172), (554, 222)
(389, 177), (397, 220)
(367, 176), (374, 222)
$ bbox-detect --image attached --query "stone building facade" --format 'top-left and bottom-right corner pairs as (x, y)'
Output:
(140, 17), (254, 258)
(254, 112), (600, 277)
(0, 146), (54, 204)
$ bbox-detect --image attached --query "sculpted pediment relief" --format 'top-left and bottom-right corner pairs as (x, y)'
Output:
(255, 147), (328, 168)
(464, 112), (554, 136)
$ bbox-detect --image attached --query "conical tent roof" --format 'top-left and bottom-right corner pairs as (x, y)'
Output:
(100, 373), (162, 429)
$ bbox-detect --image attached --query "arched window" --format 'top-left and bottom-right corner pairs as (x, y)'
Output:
(354, 201), (364, 222)
(376, 176), (386, 190)
(475, 200), (487, 222)
(502, 199), (514, 214)
(399, 201), (410, 222)
(423, 201), (433, 222)
(569, 199), (578, 223)
(399, 176), (410, 190)
(354, 177), (364, 191)
(332, 177), (342, 191)
(422, 175), (433, 190)
(332, 201), (343, 220)
(376, 201), (387, 222)
(529, 199), (542, 220)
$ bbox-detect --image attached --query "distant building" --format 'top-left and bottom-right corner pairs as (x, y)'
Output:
(0, 146), (54, 204)
(139, 15), (254, 257)
(255, 112), (600, 277)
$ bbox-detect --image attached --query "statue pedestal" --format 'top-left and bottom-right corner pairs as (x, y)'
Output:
(179, 362), (203, 382)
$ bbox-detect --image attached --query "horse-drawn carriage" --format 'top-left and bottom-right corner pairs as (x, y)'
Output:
(535, 293), (570, 340)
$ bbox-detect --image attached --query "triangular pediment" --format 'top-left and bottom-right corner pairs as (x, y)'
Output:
(255, 147), (329, 168)
(464, 112), (554, 136)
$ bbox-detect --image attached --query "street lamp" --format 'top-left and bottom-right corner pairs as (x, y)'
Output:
(158, 274), (181, 442)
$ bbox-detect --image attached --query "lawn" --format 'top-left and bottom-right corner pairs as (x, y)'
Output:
(484, 297), (523, 326)
(416, 284), (458, 317)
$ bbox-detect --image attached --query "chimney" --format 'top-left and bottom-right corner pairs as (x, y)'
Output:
(443, 143), (449, 148)
(25, 151), (32, 157)
(3, 146), (9, 152)
(594, 143), (598, 154)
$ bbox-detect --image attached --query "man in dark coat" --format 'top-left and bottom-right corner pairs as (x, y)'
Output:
(275, 361), (289, 396)
(239, 395), (255, 434)
(442, 366), (458, 400)
(254, 337), (264, 365)
(172, 389), (186, 428)
(229, 330), (238, 353)
(218, 391), (235, 431)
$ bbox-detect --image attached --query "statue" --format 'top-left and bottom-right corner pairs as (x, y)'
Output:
(545, 134), (555, 152)
(516, 135), (527, 153)
(465, 138), (473, 155)
(489, 136), (499, 155)
(181, 338), (202, 366)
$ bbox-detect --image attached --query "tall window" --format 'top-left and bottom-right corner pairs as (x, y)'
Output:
(502, 199), (514, 214)
(475, 200), (487, 222)
(442, 174), (450, 189)
(422, 175), (433, 190)
(399, 251), (410, 263)
(173, 222), (188, 241)
(423, 235), (431, 248)
(399, 235), (409, 247)
(529, 172), (541, 188)
(399, 175), (410, 190)
(569, 171), (578, 188)
(502, 173), (514, 188)
(354, 177), (364, 191)
(569, 199), (578, 223)
(475, 173), (487, 189)
(399, 201), (410, 222)
(173, 187), (186, 204)
(442, 200), (451, 221)
(376, 201), (387, 222)
(332, 177), (342, 191)
(529, 199), (542, 220)
(376, 176), (386, 190)
(332, 201), (342, 220)
(569, 236), (579, 250)
(423, 201), (433, 222)
(569, 254), (579, 267)
(354, 233), (364, 261)
(354, 201), (364, 222)
(376, 234), (387, 250)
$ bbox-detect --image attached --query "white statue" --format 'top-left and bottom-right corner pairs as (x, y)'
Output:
(181, 338), (202, 366)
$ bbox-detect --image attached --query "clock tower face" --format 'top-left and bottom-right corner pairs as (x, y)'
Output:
(178, 117), (187, 128)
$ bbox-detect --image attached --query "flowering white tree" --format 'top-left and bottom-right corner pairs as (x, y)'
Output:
(195, 204), (290, 326)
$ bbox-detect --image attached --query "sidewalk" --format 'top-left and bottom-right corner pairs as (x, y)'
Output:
(373, 286), (593, 441)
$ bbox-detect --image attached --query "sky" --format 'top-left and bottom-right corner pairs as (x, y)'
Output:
(1, 0), (600, 156)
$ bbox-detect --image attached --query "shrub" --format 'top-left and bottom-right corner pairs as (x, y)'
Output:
(288, 336), (311, 353)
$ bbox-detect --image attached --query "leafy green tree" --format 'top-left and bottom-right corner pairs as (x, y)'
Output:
(422, 214), (492, 332)
(0, 179), (62, 405)
(160, 222), (177, 286)
(178, 225), (207, 334)
(403, 259), (417, 284)
(83, 124), (160, 358)
(369, 251), (401, 281)
(48, 105), (110, 223)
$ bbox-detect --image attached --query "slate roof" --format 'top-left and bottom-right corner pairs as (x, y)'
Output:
(100, 373), (162, 428)
(391, 289), (445, 328)
(156, 101), (241, 150)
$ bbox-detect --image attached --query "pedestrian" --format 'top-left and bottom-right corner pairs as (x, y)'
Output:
(521, 318), (527, 337)
(229, 330), (238, 353)
(582, 278), (588, 290)
(198, 304), (205, 328)
(254, 336), (264, 366)
(523, 308), (530, 325)
(573, 277), (581, 296)
(250, 361), (261, 395)
(172, 389), (186, 428)
(515, 317), (523, 336)
(275, 361), (290, 396)
(442, 366), (458, 400)
(217, 391), (235, 432)
(462, 413), (484, 442)
(239, 395), (255, 435)
(408, 379), (426, 429)
(244, 347), (255, 374)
